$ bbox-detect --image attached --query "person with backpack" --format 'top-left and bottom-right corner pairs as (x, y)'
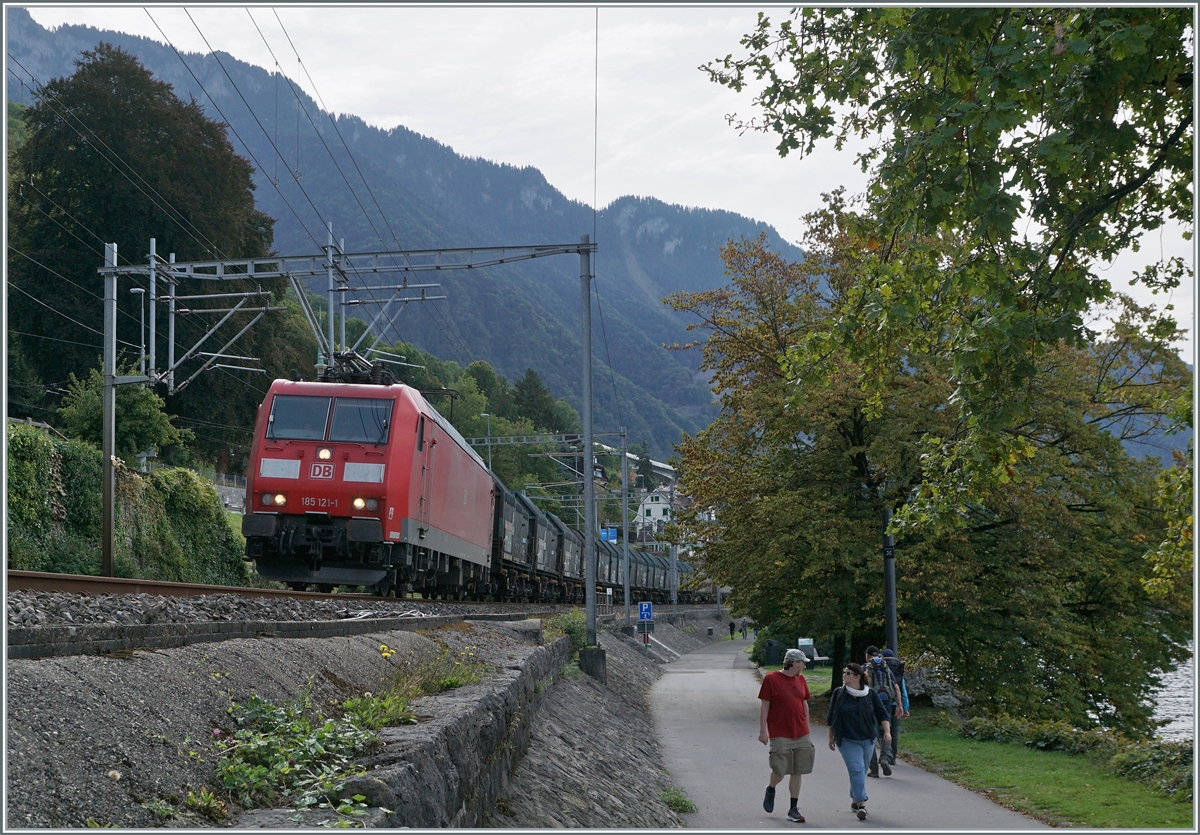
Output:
(826, 662), (891, 820)
(881, 649), (909, 762)
(863, 646), (902, 777)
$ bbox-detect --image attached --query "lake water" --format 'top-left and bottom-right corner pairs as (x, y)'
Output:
(1151, 647), (1193, 741)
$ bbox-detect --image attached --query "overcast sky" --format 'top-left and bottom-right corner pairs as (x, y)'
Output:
(19, 5), (1196, 361)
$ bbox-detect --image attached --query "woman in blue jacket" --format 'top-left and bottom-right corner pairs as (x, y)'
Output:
(826, 662), (891, 820)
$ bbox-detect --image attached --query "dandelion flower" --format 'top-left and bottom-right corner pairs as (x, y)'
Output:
(107, 770), (122, 781)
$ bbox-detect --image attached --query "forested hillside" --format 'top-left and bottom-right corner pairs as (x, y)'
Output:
(6, 7), (805, 457)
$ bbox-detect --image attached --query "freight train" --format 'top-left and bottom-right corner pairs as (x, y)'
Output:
(241, 357), (699, 601)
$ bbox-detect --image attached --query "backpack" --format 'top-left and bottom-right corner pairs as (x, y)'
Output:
(866, 658), (896, 701)
(882, 655), (905, 687)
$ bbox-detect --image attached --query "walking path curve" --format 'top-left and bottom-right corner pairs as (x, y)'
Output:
(648, 638), (1048, 830)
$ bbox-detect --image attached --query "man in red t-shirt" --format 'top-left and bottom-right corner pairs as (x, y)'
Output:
(758, 648), (815, 823)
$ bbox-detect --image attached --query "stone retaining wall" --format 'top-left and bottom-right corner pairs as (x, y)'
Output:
(233, 629), (572, 828)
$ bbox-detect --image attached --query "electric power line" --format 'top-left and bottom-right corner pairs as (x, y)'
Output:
(6, 59), (232, 261)
(182, 8), (333, 244)
(10, 330), (101, 351)
(7, 271), (139, 351)
(143, 10), (325, 253)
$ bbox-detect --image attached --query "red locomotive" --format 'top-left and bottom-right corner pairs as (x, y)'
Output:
(242, 361), (494, 597)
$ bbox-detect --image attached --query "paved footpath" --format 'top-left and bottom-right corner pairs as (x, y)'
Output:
(648, 638), (1048, 830)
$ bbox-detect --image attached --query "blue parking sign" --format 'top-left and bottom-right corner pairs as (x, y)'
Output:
(638, 601), (653, 620)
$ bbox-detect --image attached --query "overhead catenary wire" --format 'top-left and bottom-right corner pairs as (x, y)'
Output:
(7, 279), (136, 348)
(10, 331), (102, 351)
(268, 9), (474, 366)
(180, 9), (332, 247)
(142, 10), (326, 253)
(590, 9), (628, 433)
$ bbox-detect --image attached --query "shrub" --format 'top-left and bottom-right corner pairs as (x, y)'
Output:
(1108, 741), (1193, 801)
(958, 713), (1191, 801)
(545, 609), (587, 655)
(6, 424), (246, 584)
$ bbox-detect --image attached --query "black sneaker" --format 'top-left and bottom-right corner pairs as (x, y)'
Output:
(787, 807), (804, 822)
(881, 760), (892, 776)
(852, 803), (867, 821)
(867, 769), (879, 778)
(763, 786), (776, 813)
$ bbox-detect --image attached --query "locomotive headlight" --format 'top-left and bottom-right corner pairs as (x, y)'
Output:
(352, 497), (366, 510)
(263, 493), (287, 507)
(352, 497), (380, 512)
(317, 447), (333, 460)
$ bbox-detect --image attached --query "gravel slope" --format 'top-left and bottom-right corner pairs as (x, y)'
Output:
(6, 597), (721, 828)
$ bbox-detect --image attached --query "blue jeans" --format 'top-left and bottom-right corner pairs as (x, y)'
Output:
(837, 737), (874, 803)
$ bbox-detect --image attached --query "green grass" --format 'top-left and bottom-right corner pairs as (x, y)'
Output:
(225, 510), (244, 542)
(901, 711), (1193, 828)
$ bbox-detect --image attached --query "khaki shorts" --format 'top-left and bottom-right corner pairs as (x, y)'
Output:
(768, 734), (815, 777)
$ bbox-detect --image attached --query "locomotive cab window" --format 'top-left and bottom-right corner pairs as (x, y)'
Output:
(330, 398), (394, 444)
(268, 395), (332, 440)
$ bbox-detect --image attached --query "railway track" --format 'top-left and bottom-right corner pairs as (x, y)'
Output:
(6, 572), (702, 616)
(6, 570), (382, 600)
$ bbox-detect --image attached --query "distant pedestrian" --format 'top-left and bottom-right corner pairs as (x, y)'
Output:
(864, 646), (902, 777)
(741, 618), (748, 639)
(881, 649), (910, 762)
(826, 662), (891, 821)
(730, 620), (736, 639)
(759, 649), (815, 823)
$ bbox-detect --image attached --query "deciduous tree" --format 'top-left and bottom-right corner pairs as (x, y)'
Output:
(6, 44), (306, 464)
(670, 225), (1189, 734)
(56, 366), (193, 462)
(704, 9), (1193, 525)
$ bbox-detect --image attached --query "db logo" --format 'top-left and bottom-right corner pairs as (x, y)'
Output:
(310, 462), (334, 479)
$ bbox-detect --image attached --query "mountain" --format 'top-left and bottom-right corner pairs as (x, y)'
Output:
(6, 8), (807, 458)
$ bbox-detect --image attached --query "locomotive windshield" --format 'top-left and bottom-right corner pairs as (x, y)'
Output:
(330, 397), (393, 444)
(268, 395), (331, 440)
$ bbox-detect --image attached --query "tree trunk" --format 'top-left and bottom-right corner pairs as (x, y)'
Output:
(830, 632), (846, 690)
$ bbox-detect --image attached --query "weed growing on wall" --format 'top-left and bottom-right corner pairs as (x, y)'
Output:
(660, 786), (697, 813)
(545, 609), (587, 655)
(215, 691), (375, 810)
